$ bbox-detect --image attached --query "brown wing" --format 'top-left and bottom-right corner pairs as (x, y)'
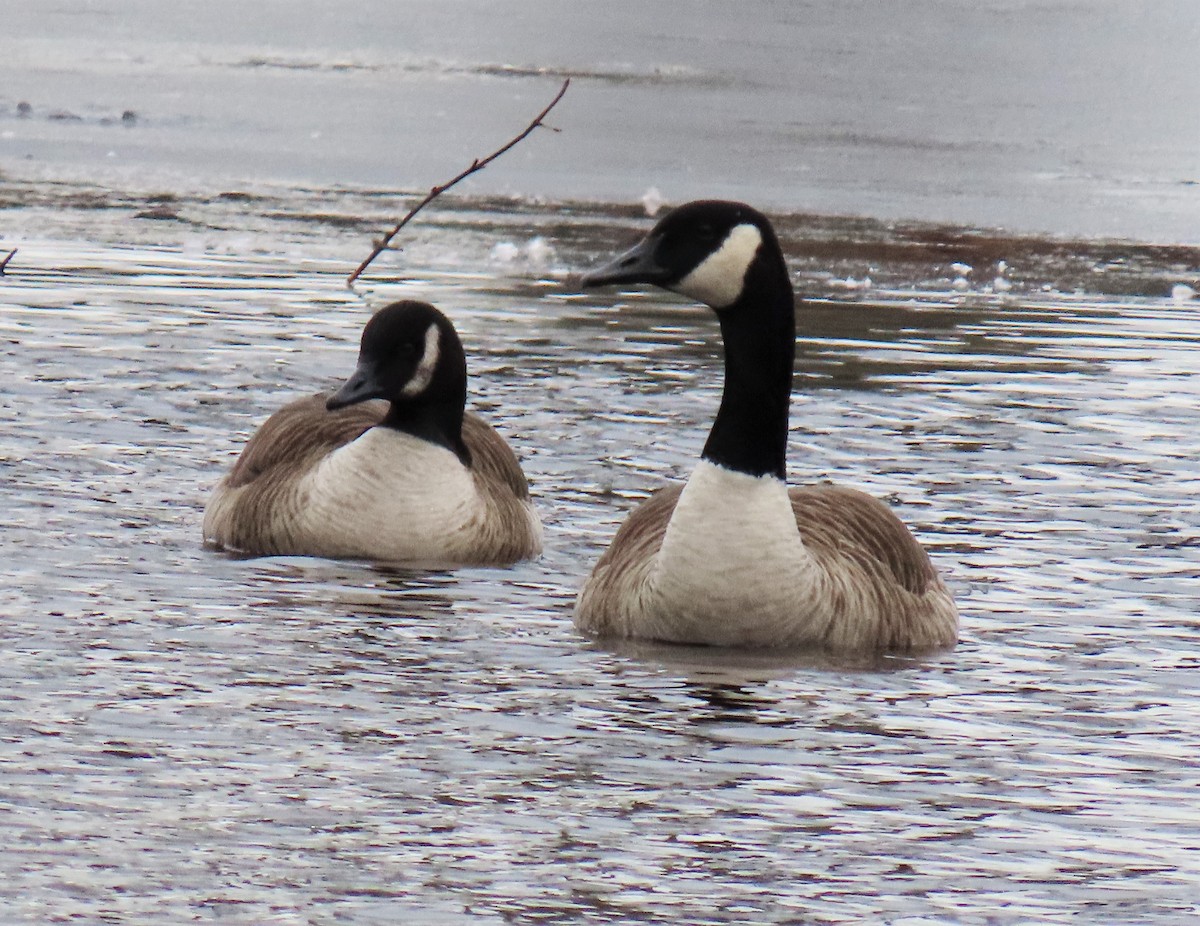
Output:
(224, 395), (388, 489)
(589, 484), (683, 573)
(574, 484), (683, 634)
(788, 484), (938, 596)
(459, 410), (541, 561)
(462, 411), (531, 501)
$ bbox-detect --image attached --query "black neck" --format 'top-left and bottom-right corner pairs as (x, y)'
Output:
(382, 399), (472, 467)
(700, 245), (795, 480)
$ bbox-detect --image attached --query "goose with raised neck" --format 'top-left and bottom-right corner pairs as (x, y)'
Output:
(574, 200), (957, 651)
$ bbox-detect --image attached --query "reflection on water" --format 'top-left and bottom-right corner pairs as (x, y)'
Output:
(2, 185), (1199, 923)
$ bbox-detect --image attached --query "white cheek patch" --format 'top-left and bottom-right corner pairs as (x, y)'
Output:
(672, 223), (763, 309)
(400, 323), (441, 397)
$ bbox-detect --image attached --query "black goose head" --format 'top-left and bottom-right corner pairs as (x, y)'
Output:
(580, 200), (782, 310)
(582, 200), (796, 481)
(327, 300), (467, 415)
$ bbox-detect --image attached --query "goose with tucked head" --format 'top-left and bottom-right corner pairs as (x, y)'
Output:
(203, 300), (541, 565)
(575, 200), (957, 651)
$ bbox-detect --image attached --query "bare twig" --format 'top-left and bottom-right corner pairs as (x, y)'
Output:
(0, 248), (16, 275)
(347, 78), (570, 286)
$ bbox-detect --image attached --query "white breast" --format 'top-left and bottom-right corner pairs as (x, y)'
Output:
(292, 428), (483, 563)
(647, 459), (824, 646)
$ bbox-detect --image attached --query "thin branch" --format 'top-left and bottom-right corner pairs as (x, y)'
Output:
(347, 78), (570, 286)
(0, 248), (16, 275)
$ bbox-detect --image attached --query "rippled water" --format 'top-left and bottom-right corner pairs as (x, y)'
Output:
(2, 186), (1200, 923)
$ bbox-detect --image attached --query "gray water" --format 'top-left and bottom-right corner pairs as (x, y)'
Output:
(4, 2), (1200, 923)
(3, 0), (1199, 241)
(2, 186), (1199, 923)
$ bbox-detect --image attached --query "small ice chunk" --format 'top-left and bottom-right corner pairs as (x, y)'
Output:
(1171, 283), (1196, 302)
(991, 259), (1012, 293)
(832, 276), (871, 290)
(489, 241), (520, 263)
(524, 236), (555, 265)
(951, 276), (970, 291)
(642, 187), (665, 217)
(950, 262), (972, 276)
(492, 237), (556, 266)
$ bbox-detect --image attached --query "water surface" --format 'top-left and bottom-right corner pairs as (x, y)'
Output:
(3, 2), (1200, 919)
(2, 186), (1199, 922)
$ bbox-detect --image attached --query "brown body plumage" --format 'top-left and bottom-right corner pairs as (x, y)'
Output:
(203, 396), (539, 563)
(576, 480), (957, 651)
